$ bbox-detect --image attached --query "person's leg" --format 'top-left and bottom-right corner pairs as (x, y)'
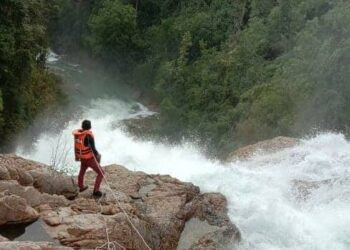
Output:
(88, 157), (104, 193)
(78, 160), (88, 190)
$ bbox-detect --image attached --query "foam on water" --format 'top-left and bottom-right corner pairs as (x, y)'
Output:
(47, 49), (60, 63)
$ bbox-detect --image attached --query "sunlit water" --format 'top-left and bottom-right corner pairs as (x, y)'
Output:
(16, 52), (350, 250)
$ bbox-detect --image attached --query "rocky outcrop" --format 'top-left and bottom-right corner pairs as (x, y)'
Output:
(120, 114), (159, 139)
(178, 193), (240, 250)
(0, 154), (78, 199)
(227, 136), (299, 161)
(0, 154), (240, 249)
(293, 177), (350, 200)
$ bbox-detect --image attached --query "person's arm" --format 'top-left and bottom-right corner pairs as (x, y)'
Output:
(84, 135), (99, 156)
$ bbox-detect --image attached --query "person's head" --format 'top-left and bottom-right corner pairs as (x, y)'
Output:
(81, 120), (91, 130)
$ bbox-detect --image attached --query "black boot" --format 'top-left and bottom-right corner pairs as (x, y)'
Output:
(93, 190), (103, 197)
(79, 186), (88, 192)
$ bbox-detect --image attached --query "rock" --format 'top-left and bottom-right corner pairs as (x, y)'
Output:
(0, 180), (69, 208)
(177, 218), (220, 249)
(42, 212), (61, 227)
(0, 235), (8, 242)
(0, 241), (73, 250)
(120, 114), (159, 138)
(0, 194), (39, 225)
(179, 193), (240, 250)
(31, 170), (78, 199)
(227, 136), (299, 161)
(190, 193), (234, 227)
(0, 154), (77, 199)
(0, 154), (46, 172)
(188, 226), (240, 250)
(4, 166), (19, 181)
(17, 168), (34, 186)
(0, 155), (240, 250)
(0, 166), (10, 181)
(293, 177), (350, 200)
(42, 165), (239, 249)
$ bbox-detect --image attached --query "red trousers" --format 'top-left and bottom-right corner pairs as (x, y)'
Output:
(78, 157), (104, 192)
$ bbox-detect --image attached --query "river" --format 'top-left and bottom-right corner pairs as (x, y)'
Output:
(15, 52), (350, 250)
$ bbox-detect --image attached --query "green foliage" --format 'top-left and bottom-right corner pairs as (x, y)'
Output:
(278, 1), (350, 133)
(49, 0), (350, 157)
(48, 0), (96, 53)
(87, 0), (141, 66)
(235, 84), (294, 145)
(0, 0), (60, 145)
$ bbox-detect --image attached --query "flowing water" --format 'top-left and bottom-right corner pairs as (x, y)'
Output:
(15, 52), (350, 250)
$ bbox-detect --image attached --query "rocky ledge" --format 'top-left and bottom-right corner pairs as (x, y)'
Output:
(0, 154), (240, 249)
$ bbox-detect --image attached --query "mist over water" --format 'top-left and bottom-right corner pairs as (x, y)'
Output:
(16, 53), (350, 250)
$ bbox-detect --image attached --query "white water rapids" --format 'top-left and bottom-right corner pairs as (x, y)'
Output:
(16, 52), (350, 250)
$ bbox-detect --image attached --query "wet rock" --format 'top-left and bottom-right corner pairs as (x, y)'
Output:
(188, 226), (240, 250)
(227, 136), (299, 161)
(293, 177), (350, 200)
(179, 193), (241, 249)
(191, 193), (234, 227)
(177, 218), (220, 249)
(121, 114), (159, 138)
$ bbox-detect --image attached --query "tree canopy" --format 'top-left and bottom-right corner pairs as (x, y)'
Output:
(0, 0), (60, 146)
(47, 0), (350, 157)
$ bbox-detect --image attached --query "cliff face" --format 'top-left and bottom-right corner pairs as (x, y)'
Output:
(0, 154), (240, 250)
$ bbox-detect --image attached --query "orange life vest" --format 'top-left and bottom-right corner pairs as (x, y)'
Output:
(72, 129), (94, 161)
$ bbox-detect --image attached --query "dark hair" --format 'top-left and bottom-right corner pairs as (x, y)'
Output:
(82, 120), (91, 130)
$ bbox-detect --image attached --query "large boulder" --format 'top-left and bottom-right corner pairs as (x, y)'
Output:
(0, 192), (39, 225)
(227, 136), (299, 161)
(30, 169), (78, 199)
(178, 193), (240, 250)
(121, 114), (159, 138)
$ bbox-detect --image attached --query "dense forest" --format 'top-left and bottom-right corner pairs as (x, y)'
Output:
(0, 0), (61, 147)
(1, 0), (350, 157)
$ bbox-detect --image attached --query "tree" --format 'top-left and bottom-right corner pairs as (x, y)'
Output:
(87, 0), (141, 67)
(0, 0), (60, 146)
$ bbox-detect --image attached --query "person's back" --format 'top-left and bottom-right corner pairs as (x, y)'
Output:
(73, 120), (104, 197)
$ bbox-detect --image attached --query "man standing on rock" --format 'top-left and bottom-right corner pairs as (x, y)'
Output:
(73, 120), (104, 197)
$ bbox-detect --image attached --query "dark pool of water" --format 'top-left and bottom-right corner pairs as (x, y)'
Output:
(0, 219), (56, 242)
